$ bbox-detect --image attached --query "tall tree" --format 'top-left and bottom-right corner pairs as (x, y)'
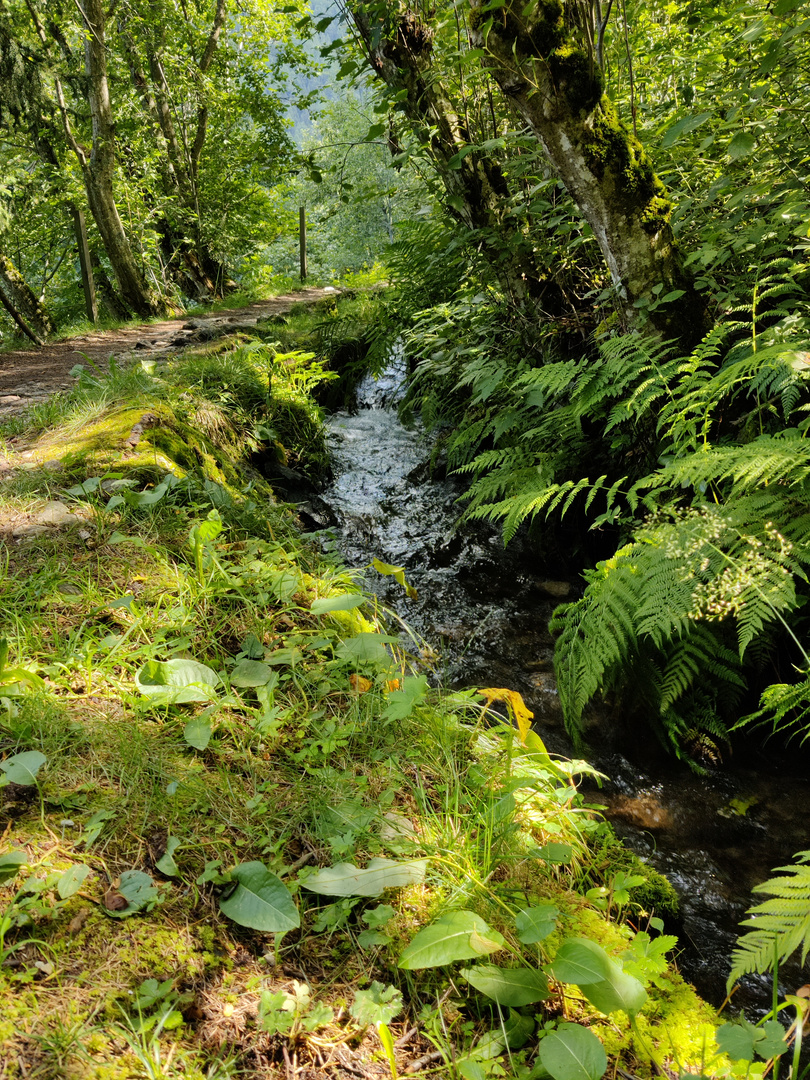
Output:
(347, 3), (570, 318)
(466, 0), (709, 342)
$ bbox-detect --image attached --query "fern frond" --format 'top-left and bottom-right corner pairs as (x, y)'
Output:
(729, 851), (810, 986)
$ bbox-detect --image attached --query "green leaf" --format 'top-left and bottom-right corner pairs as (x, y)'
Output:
(661, 112), (713, 148)
(357, 929), (393, 947)
(579, 967), (647, 1017)
(756, 1020), (789, 1059)
(106, 870), (160, 919)
(300, 857), (427, 897)
(155, 837), (181, 877)
(727, 131), (755, 159)
(335, 633), (399, 666)
(716, 1020), (759, 1062)
(460, 964), (549, 1005)
(516, 903), (559, 943)
(350, 982), (403, 1026)
(399, 910), (505, 970)
(538, 1023), (607, 1080)
(383, 675), (428, 720)
(538, 842), (572, 864)
(0, 750), (47, 786)
(311, 594), (365, 614)
(548, 938), (613, 985)
(184, 717), (212, 750)
(476, 1010), (535, 1058)
(230, 659), (277, 687)
(218, 862), (300, 933)
(371, 558), (417, 599)
(136, 659), (220, 704)
(0, 850), (28, 884)
(81, 809), (114, 849)
(57, 863), (91, 899)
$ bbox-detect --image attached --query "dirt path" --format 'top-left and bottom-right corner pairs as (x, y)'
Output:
(0, 286), (338, 417)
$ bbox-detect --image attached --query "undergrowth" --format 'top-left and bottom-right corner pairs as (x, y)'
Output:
(0, 325), (729, 1079)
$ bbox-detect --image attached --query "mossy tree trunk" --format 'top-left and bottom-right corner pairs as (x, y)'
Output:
(468, 0), (709, 345)
(350, 6), (568, 319)
(0, 253), (53, 343)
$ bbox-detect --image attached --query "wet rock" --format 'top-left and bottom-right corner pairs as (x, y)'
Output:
(605, 792), (673, 830)
(296, 499), (338, 531)
(535, 580), (572, 599)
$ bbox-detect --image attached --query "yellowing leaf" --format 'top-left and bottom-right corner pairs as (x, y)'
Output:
(349, 674), (373, 694)
(478, 688), (534, 744)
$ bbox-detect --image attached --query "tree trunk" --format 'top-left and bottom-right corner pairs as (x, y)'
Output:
(77, 0), (162, 318)
(469, 0), (709, 344)
(350, 7), (567, 319)
(0, 253), (53, 341)
(118, 0), (230, 300)
(71, 205), (97, 323)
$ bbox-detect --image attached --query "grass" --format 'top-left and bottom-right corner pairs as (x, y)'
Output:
(0, 320), (725, 1079)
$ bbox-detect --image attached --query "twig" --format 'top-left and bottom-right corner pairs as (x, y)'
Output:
(406, 1050), (444, 1073)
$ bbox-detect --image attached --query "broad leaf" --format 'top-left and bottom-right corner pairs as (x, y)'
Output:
(580, 968), (647, 1017)
(460, 964), (549, 1006)
(335, 633), (398, 666)
(106, 870), (160, 919)
(136, 659), (220, 704)
(548, 939), (613, 985)
(219, 862), (300, 933)
(230, 659), (277, 687)
(300, 857), (426, 897)
(58, 863), (91, 899)
(516, 903), (559, 944)
(311, 594), (365, 613)
(0, 850), (28, 884)
(399, 910), (505, 970)
(155, 837), (181, 877)
(538, 1023), (607, 1080)
(184, 717), (212, 750)
(0, 750), (47, 786)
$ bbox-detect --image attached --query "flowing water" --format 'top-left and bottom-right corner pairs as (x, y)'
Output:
(318, 356), (810, 1013)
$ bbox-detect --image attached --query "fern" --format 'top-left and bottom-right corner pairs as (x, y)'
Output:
(729, 851), (810, 986)
(551, 505), (797, 751)
(738, 673), (810, 745)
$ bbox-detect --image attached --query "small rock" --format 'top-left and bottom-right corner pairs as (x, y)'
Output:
(133, 339), (151, 349)
(535, 580), (572, 599)
(36, 501), (79, 527)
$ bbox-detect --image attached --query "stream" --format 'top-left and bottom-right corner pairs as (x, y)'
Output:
(315, 355), (810, 1015)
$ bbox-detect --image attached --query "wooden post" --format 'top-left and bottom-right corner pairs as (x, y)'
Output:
(71, 204), (98, 323)
(299, 205), (307, 282)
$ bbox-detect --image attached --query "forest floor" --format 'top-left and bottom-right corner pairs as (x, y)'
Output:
(0, 287), (338, 418)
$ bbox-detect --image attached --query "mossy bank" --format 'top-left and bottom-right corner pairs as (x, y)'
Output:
(0, 309), (729, 1079)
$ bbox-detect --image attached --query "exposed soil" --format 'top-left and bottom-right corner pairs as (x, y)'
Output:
(0, 287), (338, 417)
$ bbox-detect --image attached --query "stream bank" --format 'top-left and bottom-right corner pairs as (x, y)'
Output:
(310, 355), (810, 1016)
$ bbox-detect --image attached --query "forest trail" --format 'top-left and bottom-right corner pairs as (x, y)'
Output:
(0, 286), (337, 416)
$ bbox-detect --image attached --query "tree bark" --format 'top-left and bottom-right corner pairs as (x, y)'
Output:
(117, 0), (230, 299)
(468, 0), (709, 344)
(75, 0), (162, 317)
(349, 6), (567, 319)
(71, 205), (98, 323)
(0, 253), (53, 341)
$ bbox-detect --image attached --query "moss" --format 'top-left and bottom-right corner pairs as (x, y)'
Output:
(587, 823), (680, 921)
(548, 45), (603, 114)
(584, 98), (671, 223)
(476, 0), (564, 59)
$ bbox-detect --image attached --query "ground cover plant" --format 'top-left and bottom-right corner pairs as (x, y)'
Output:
(0, 322), (741, 1080)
